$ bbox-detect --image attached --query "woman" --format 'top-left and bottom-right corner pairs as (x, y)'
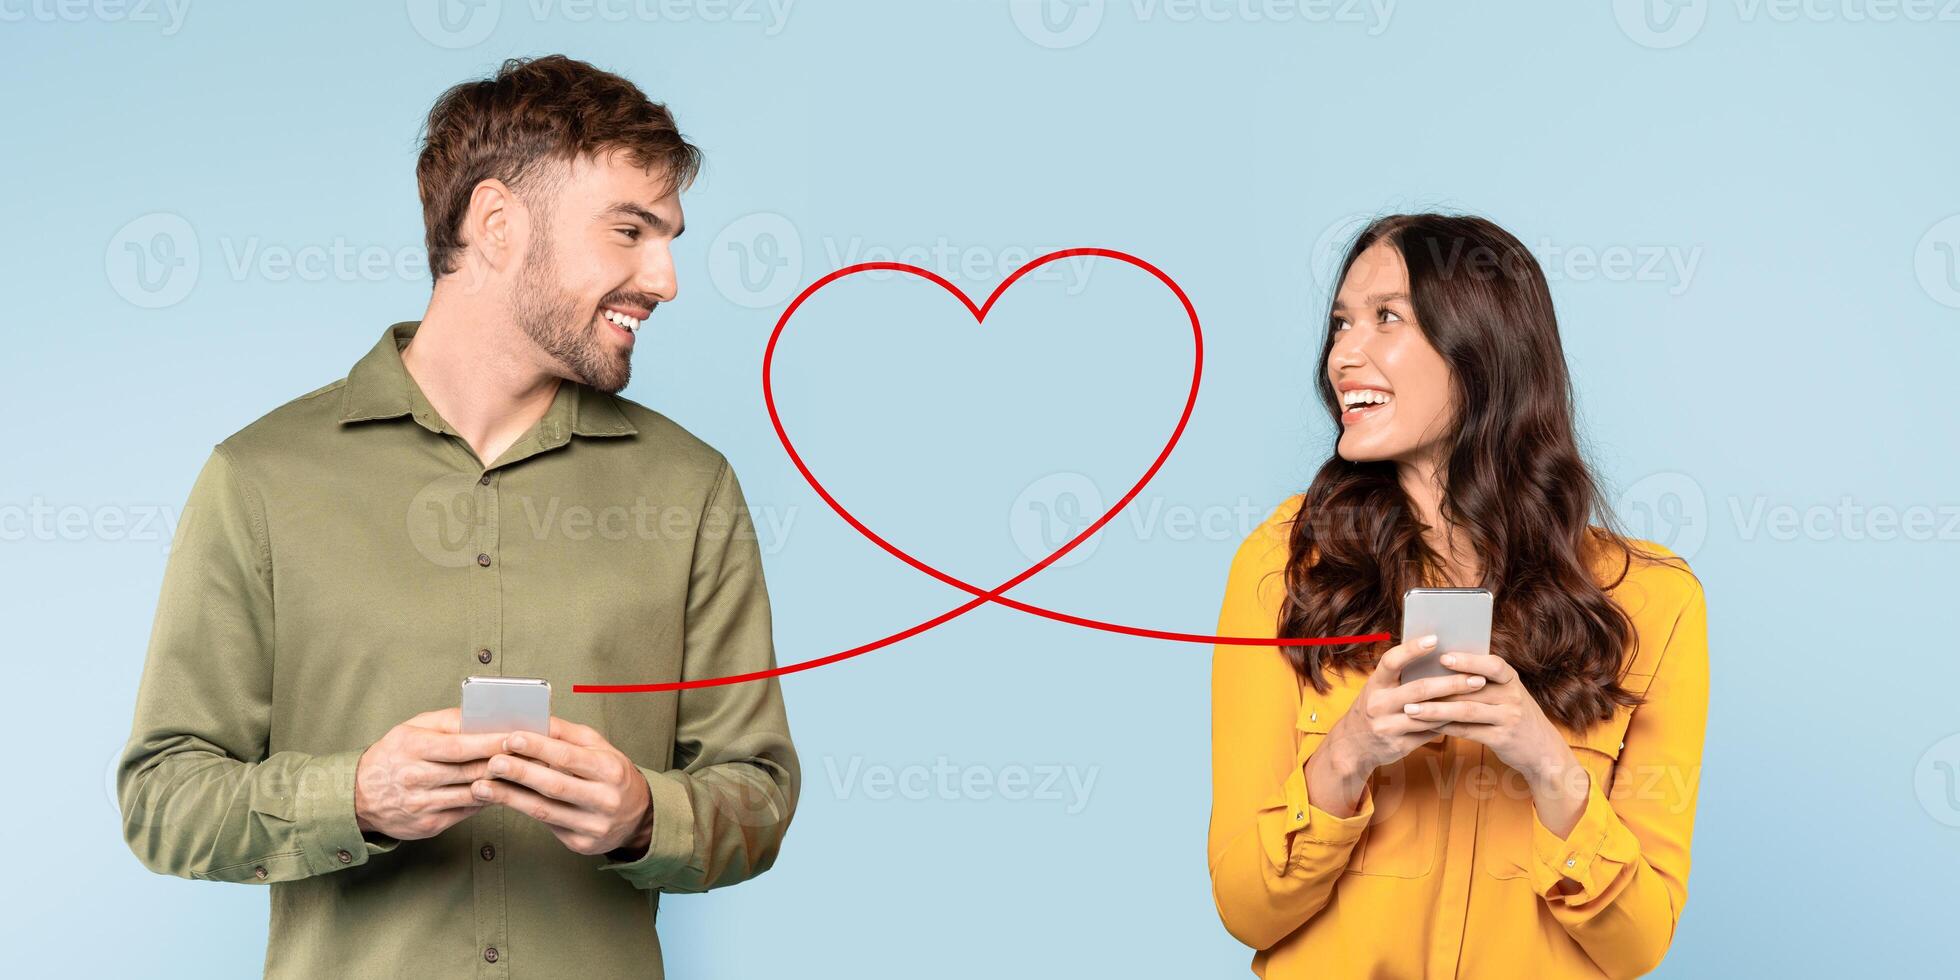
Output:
(1208, 214), (1708, 979)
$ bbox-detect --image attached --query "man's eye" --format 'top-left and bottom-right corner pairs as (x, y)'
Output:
(617, 227), (641, 241)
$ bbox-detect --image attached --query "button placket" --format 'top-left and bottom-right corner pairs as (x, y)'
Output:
(467, 469), (508, 975)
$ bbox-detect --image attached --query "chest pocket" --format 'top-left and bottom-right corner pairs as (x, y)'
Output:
(1297, 698), (1442, 879)
(1478, 678), (1644, 881)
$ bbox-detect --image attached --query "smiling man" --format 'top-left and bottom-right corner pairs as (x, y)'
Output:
(117, 55), (798, 978)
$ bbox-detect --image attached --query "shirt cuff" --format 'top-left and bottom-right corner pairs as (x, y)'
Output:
(596, 766), (696, 888)
(1259, 746), (1376, 871)
(1529, 769), (1632, 903)
(295, 748), (395, 874)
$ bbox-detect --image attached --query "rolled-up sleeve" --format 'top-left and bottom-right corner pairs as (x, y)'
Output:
(118, 446), (393, 883)
(600, 459), (799, 892)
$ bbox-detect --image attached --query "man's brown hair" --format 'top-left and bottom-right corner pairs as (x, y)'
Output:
(416, 54), (701, 282)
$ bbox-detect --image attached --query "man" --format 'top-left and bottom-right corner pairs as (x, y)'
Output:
(117, 55), (798, 978)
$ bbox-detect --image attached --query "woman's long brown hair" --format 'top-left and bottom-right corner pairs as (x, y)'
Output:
(1278, 213), (1684, 732)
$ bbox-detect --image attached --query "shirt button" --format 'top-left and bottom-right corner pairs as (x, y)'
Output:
(477, 648), (493, 664)
(336, 849), (352, 864)
(479, 473), (492, 486)
(476, 553), (492, 567)
(1565, 858), (1577, 868)
(481, 843), (496, 861)
(253, 866), (267, 880)
(484, 947), (499, 963)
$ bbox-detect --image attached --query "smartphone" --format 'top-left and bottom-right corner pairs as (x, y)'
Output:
(1398, 588), (1493, 683)
(460, 676), (551, 735)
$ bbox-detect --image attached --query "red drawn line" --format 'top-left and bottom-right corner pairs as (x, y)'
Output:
(574, 248), (1389, 694)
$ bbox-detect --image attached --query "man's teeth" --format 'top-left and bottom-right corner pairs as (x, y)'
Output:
(1342, 389), (1392, 409)
(602, 309), (641, 333)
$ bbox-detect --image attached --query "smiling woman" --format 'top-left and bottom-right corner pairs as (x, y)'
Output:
(1208, 213), (1709, 979)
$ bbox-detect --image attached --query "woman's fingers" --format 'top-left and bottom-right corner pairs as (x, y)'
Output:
(1374, 635), (1440, 686)
(1381, 671), (1487, 712)
(1402, 698), (1509, 725)
(1435, 652), (1517, 685)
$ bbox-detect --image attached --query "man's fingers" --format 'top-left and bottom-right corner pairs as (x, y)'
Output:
(1437, 652), (1516, 685)
(473, 777), (597, 834)
(419, 786), (488, 812)
(488, 754), (605, 809)
(418, 731), (510, 763)
(502, 731), (607, 780)
(403, 707), (462, 732)
(409, 759), (491, 787)
(1375, 635), (1439, 685)
(548, 716), (605, 748)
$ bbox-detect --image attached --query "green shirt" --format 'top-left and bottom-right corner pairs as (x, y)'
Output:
(118, 322), (798, 978)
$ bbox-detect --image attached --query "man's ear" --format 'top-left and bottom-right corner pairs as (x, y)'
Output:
(461, 177), (522, 274)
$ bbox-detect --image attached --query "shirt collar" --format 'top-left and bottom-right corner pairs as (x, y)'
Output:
(338, 321), (638, 439)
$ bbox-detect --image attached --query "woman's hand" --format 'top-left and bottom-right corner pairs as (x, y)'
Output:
(1305, 635), (1490, 816)
(1401, 652), (1589, 836)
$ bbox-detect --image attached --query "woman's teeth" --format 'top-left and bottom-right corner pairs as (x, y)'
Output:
(602, 309), (641, 334)
(1341, 389), (1392, 410)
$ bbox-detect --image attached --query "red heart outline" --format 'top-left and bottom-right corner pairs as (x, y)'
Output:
(575, 248), (1388, 693)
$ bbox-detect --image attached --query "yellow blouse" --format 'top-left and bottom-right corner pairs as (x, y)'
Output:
(1208, 495), (1708, 979)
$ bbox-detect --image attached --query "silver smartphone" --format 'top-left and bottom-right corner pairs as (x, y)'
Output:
(1398, 588), (1493, 683)
(460, 676), (551, 735)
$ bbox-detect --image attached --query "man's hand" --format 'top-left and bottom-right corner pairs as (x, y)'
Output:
(469, 716), (654, 858)
(354, 707), (506, 840)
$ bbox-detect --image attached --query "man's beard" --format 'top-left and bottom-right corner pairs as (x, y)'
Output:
(513, 231), (630, 394)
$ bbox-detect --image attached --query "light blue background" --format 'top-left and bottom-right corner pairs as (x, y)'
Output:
(4, 1), (1958, 975)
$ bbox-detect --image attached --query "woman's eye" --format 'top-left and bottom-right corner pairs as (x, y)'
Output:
(1331, 317), (1350, 331)
(1380, 307), (1402, 323)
